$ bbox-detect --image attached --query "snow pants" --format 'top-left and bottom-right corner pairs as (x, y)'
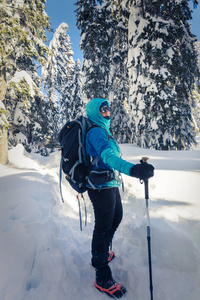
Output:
(87, 187), (123, 282)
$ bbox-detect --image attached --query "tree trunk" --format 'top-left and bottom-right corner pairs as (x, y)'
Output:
(0, 75), (9, 165)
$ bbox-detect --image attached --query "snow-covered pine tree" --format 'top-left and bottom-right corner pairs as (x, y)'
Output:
(29, 89), (51, 155)
(42, 22), (75, 132)
(0, 0), (51, 162)
(6, 71), (50, 154)
(128, 0), (198, 150)
(191, 41), (200, 131)
(43, 93), (59, 151)
(59, 60), (84, 124)
(68, 60), (84, 122)
(75, 0), (113, 99)
(7, 74), (35, 148)
(104, 0), (131, 143)
(76, 0), (131, 142)
(42, 23), (75, 95)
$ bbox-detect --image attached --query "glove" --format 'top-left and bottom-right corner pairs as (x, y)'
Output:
(130, 161), (154, 180)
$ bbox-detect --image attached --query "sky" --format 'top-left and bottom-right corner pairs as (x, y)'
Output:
(45, 0), (83, 62)
(45, 0), (200, 64)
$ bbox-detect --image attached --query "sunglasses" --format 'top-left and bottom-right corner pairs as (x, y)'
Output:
(100, 106), (111, 113)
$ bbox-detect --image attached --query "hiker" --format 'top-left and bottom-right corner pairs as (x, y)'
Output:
(85, 98), (154, 298)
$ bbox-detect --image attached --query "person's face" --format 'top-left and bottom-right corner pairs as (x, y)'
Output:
(100, 106), (110, 118)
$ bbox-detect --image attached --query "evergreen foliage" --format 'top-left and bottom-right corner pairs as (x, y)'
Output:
(0, 101), (9, 137)
(1, 0), (199, 155)
(191, 41), (200, 131)
(0, 0), (50, 78)
(42, 23), (75, 131)
(76, 0), (113, 99)
(0, 0), (51, 154)
(42, 23), (75, 97)
(6, 72), (50, 153)
(43, 23), (84, 129)
(76, 0), (131, 143)
(128, 0), (198, 150)
(60, 60), (84, 123)
(42, 23), (73, 140)
(105, 0), (131, 143)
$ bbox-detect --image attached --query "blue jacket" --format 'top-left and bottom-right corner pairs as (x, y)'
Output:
(86, 98), (134, 188)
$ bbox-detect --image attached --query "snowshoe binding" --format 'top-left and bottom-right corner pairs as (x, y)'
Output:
(94, 278), (127, 298)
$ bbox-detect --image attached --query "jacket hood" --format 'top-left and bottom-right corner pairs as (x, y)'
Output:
(86, 98), (111, 135)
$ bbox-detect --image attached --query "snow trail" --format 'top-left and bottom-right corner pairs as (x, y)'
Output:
(0, 143), (200, 300)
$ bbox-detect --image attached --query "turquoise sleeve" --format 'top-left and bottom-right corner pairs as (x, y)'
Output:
(101, 148), (134, 176)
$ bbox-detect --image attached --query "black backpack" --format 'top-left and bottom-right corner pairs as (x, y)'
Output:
(58, 116), (95, 200)
(58, 116), (121, 230)
(58, 115), (114, 201)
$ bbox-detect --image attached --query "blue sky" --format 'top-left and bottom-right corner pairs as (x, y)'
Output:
(45, 0), (200, 63)
(45, 0), (83, 62)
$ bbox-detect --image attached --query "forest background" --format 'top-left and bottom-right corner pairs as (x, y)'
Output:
(0, 0), (200, 165)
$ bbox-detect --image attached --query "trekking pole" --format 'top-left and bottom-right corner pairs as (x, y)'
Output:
(81, 193), (87, 227)
(141, 157), (153, 300)
(76, 195), (82, 231)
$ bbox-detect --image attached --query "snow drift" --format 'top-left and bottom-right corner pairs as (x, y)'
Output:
(0, 140), (200, 300)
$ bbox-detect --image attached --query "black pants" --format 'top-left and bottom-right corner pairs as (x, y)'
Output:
(87, 187), (123, 282)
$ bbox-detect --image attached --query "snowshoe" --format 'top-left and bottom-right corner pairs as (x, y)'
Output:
(94, 278), (127, 298)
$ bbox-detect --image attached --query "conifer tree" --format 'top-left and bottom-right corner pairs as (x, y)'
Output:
(128, 0), (198, 150)
(0, 0), (51, 162)
(105, 0), (131, 143)
(60, 60), (84, 124)
(6, 72), (50, 154)
(191, 41), (200, 131)
(42, 22), (75, 133)
(76, 0), (131, 142)
(42, 23), (75, 95)
(76, 0), (112, 99)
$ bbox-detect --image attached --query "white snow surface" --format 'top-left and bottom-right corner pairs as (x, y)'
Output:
(0, 140), (200, 300)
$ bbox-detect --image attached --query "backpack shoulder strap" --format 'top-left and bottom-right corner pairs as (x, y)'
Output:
(86, 124), (111, 170)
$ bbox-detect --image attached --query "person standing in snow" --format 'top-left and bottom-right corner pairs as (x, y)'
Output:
(86, 98), (154, 298)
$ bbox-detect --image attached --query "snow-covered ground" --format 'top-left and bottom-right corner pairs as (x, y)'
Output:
(0, 139), (200, 300)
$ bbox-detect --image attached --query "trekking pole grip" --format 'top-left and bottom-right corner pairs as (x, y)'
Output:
(141, 157), (149, 200)
(144, 178), (149, 200)
(141, 157), (153, 300)
(141, 156), (149, 163)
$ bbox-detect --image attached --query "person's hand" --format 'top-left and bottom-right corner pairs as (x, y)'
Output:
(130, 161), (154, 180)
